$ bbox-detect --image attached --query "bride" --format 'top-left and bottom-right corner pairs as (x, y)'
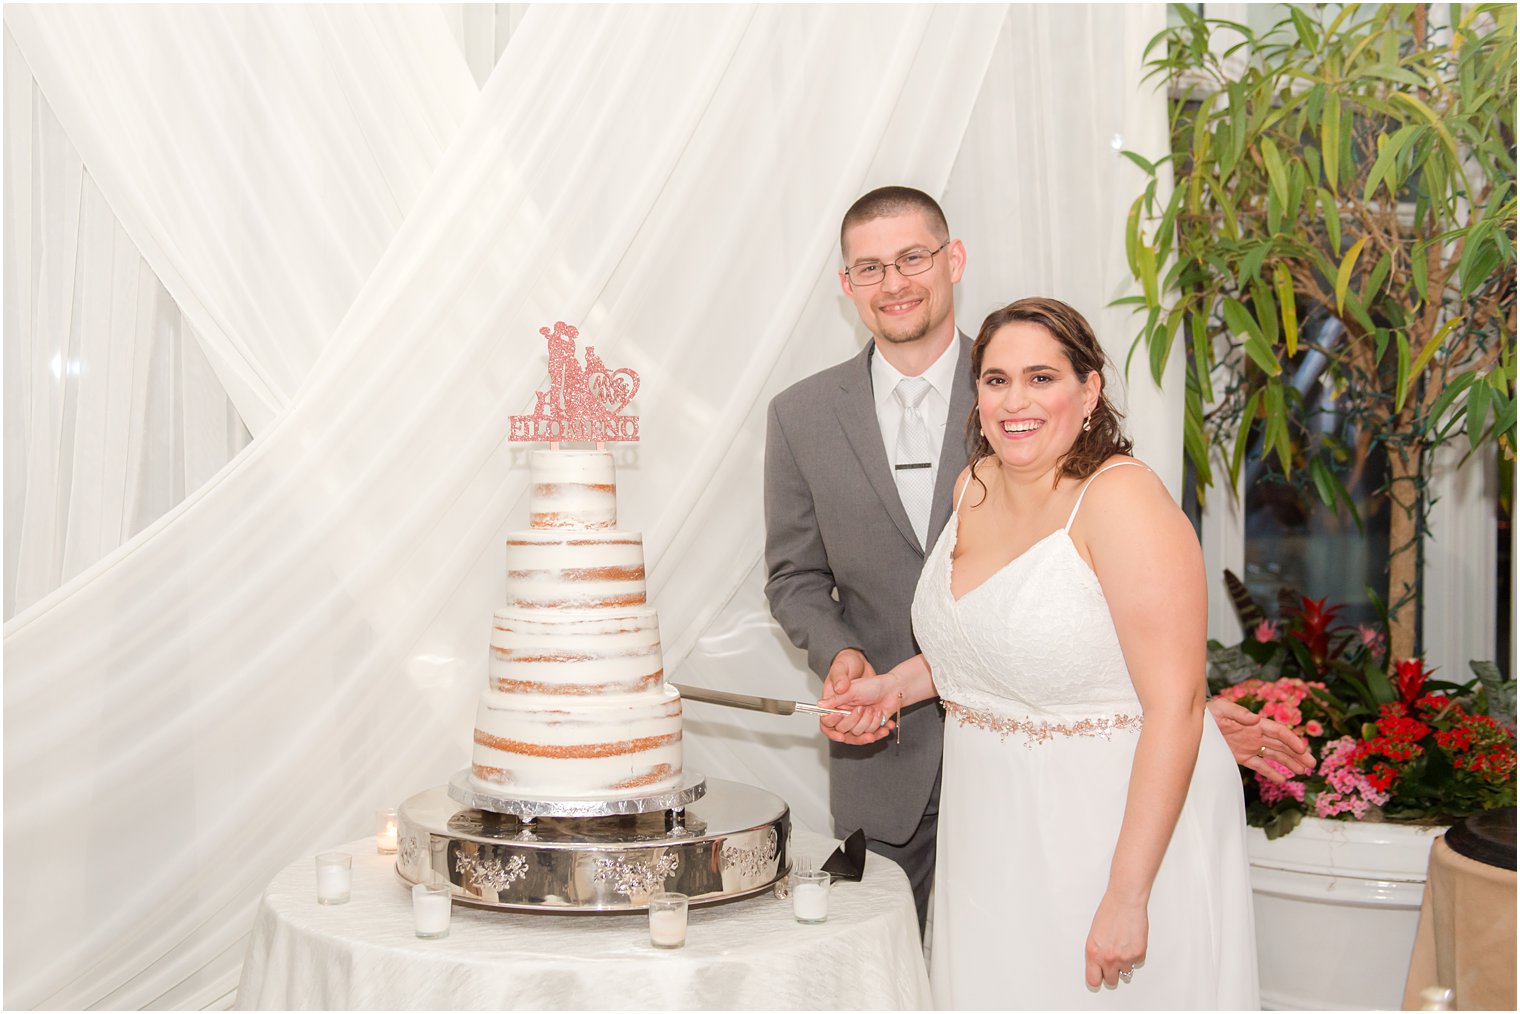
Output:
(820, 297), (1259, 1009)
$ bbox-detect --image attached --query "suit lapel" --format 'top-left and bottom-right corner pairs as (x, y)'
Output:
(925, 333), (975, 553)
(834, 343), (922, 553)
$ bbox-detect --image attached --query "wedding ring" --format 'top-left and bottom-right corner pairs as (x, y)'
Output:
(1257, 745), (1268, 758)
(1119, 968), (1134, 983)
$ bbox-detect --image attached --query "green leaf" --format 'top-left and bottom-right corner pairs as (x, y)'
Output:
(1374, 328), (1391, 367)
(1458, 220), (1497, 301)
(1364, 62), (1428, 90)
(1467, 379), (1494, 448)
(1119, 149), (1156, 175)
(1262, 379), (1291, 472)
(1190, 312), (1214, 403)
(1275, 265), (1298, 356)
(1322, 94), (1341, 192)
(1261, 137), (1290, 210)
(1245, 332), (1283, 376)
(1394, 330), (1412, 414)
(1309, 455), (1339, 508)
(1222, 297), (1262, 343)
(1365, 252), (1391, 304)
(1362, 124), (1422, 203)
(1138, 243), (1159, 307)
(1342, 290), (1377, 335)
(1317, 188), (1341, 251)
(1151, 307), (1184, 386)
(1228, 81), (1246, 176)
(1411, 241), (1429, 303)
(1335, 236), (1369, 314)
(1403, 316), (1464, 408)
(1230, 389), (1263, 488)
(1427, 372), (1478, 433)
(1125, 194), (1144, 280)
(1251, 277), (1279, 347)
(1289, 7), (1318, 50)
(1240, 244), (1271, 286)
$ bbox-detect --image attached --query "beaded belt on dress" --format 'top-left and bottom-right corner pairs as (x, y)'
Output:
(943, 699), (1142, 745)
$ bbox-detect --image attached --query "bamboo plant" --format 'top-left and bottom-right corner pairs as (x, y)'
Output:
(1124, 3), (1517, 660)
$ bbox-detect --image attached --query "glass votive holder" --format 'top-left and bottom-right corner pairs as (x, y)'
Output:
(648, 891), (689, 949)
(412, 883), (452, 939)
(375, 807), (399, 854)
(315, 852), (352, 905)
(791, 869), (830, 924)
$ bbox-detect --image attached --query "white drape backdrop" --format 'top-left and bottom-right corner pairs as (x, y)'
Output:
(3, 5), (1169, 1009)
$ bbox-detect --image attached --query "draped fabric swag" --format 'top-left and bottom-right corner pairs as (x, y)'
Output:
(2, 5), (1169, 1009)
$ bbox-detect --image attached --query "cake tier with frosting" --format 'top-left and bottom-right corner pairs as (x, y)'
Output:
(471, 685), (682, 799)
(469, 448), (683, 800)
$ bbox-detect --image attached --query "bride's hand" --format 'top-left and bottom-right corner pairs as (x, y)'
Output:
(817, 672), (898, 745)
(1083, 892), (1148, 990)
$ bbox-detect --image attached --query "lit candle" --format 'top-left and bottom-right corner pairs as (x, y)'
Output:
(315, 852), (352, 905)
(376, 808), (398, 854)
(412, 883), (452, 939)
(648, 892), (689, 949)
(791, 869), (830, 924)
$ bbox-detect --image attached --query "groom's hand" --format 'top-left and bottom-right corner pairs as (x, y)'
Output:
(825, 648), (875, 697)
(820, 649), (876, 736)
(1207, 697), (1315, 783)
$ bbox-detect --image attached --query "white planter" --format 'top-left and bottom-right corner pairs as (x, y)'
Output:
(1248, 817), (1446, 1011)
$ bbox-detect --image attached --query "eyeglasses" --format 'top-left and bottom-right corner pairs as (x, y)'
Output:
(843, 241), (951, 287)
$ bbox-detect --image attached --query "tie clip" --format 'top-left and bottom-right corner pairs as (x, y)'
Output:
(895, 462), (931, 471)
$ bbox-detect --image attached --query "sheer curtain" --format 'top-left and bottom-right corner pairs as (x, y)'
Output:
(3, 5), (478, 619)
(3, 29), (250, 620)
(3, 5), (1169, 1009)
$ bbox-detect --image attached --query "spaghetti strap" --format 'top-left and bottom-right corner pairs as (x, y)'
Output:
(953, 463), (978, 513)
(1063, 461), (1148, 531)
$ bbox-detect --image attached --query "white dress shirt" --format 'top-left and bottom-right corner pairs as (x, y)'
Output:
(871, 336), (960, 488)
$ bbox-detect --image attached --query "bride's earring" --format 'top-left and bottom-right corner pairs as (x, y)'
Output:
(1082, 412), (1092, 433)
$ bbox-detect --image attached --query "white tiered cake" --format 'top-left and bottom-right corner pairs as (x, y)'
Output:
(469, 449), (684, 800)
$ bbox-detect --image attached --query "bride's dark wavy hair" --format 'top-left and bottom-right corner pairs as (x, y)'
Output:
(964, 297), (1133, 501)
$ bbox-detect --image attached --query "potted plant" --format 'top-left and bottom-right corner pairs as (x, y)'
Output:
(1209, 572), (1515, 1009)
(1122, 4), (1516, 661)
(1211, 571), (1516, 839)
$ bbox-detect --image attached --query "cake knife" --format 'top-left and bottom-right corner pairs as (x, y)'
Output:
(673, 683), (853, 717)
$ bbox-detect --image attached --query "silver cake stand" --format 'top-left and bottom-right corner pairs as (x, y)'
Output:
(396, 774), (790, 912)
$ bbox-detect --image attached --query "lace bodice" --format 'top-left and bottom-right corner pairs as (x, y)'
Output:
(910, 463), (1145, 723)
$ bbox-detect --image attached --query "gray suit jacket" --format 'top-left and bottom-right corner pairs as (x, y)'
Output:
(763, 335), (975, 844)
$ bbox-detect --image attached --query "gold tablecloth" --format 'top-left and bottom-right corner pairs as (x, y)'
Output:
(1402, 836), (1517, 1010)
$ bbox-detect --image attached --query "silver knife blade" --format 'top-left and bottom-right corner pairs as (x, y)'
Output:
(673, 683), (852, 717)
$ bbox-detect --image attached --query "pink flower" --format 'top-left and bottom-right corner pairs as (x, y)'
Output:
(1304, 720), (1324, 737)
(1358, 624), (1385, 657)
(1253, 620), (1279, 643)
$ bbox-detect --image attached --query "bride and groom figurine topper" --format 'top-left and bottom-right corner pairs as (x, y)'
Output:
(508, 321), (641, 445)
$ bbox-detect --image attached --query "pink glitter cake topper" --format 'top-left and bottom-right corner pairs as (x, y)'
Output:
(509, 322), (640, 443)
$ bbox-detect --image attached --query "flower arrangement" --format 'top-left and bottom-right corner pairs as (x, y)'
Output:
(1209, 572), (1516, 839)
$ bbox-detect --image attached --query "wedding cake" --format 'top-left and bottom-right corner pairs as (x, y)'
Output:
(469, 448), (684, 800)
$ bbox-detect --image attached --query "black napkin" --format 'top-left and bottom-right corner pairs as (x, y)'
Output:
(820, 828), (867, 882)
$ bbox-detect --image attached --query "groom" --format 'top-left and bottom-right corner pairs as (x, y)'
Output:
(763, 186), (1312, 929)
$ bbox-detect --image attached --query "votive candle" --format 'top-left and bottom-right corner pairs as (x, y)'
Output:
(648, 892), (689, 948)
(315, 852), (352, 905)
(375, 808), (399, 854)
(791, 869), (830, 923)
(412, 883), (452, 939)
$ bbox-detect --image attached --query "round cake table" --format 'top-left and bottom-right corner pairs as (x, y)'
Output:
(234, 829), (930, 1010)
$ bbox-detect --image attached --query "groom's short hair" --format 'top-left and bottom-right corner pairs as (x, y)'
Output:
(840, 186), (950, 254)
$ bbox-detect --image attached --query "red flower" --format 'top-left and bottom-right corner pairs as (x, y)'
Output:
(1393, 658), (1437, 707)
(1288, 596), (1346, 670)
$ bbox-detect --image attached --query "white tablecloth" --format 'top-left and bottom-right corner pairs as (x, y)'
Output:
(235, 829), (931, 1010)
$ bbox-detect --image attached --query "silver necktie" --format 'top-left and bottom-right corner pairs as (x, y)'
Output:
(893, 377), (935, 546)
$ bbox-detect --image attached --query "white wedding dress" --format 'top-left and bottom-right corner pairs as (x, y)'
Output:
(913, 463), (1259, 1010)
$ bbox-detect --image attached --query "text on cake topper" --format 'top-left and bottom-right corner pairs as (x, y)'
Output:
(509, 321), (640, 442)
